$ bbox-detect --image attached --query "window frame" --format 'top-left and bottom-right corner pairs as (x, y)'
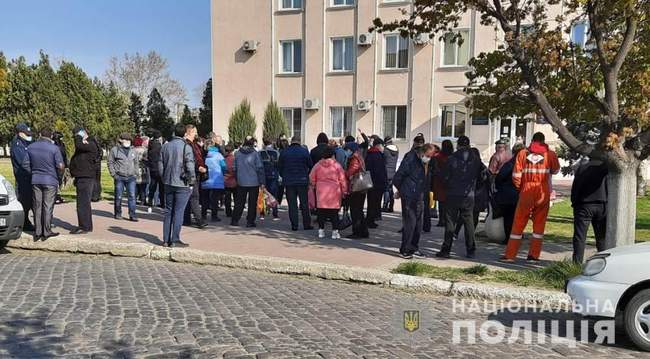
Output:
(570, 21), (589, 48)
(330, 0), (355, 7)
(440, 29), (470, 67)
(438, 104), (468, 139)
(279, 0), (302, 10)
(281, 107), (303, 141)
(383, 33), (409, 70)
(330, 36), (355, 72)
(381, 105), (408, 140)
(330, 106), (354, 138)
(279, 39), (302, 74)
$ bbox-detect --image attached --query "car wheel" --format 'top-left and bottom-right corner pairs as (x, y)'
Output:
(0, 241), (7, 250)
(624, 289), (650, 351)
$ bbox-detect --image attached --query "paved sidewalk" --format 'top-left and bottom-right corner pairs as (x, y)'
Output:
(47, 199), (592, 272)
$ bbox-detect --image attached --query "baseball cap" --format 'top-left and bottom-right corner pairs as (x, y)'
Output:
(15, 123), (32, 136)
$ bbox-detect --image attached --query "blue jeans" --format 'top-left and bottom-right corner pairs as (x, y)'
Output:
(114, 176), (136, 218)
(163, 186), (192, 244)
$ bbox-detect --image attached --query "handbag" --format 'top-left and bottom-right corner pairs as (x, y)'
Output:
(340, 208), (352, 229)
(350, 160), (373, 193)
(485, 203), (506, 243)
(264, 189), (278, 208)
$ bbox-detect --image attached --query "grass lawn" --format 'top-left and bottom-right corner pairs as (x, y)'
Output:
(394, 260), (583, 290)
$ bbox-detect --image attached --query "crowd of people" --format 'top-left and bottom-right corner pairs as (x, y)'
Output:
(9, 120), (609, 262)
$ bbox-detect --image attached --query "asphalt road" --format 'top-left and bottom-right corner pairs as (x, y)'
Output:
(0, 251), (642, 358)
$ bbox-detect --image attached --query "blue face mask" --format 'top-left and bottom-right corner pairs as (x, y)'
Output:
(77, 130), (86, 137)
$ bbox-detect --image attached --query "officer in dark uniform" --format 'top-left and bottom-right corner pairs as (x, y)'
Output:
(10, 123), (35, 231)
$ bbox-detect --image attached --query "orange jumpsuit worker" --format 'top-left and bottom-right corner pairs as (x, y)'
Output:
(501, 132), (560, 262)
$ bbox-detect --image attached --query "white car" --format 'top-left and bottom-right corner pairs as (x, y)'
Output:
(0, 174), (24, 248)
(567, 243), (650, 351)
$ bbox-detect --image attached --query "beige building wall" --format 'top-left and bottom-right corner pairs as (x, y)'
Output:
(211, 0), (560, 158)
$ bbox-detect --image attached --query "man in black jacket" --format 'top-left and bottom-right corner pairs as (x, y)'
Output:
(147, 130), (164, 209)
(382, 136), (399, 213)
(69, 126), (100, 234)
(365, 138), (387, 228)
(437, 136), (487, 259)
(571, 158), (609, 263)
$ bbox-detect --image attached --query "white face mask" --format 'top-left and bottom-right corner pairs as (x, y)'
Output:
(121, 140), (131, 148)
(421, 156), (431, 164)
(77, 130), (86, 138)
(19, 133), (32, 142)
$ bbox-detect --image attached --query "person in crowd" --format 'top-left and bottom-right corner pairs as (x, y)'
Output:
(356, 130), (371, 159)
(571, 157), (609, 263)
(365, 138), (387, 228)
(433, 140), (453, 227)
(422, 143), (437, 233)
(108, 133), (138, 222)
(259, 139), (280, 220)
(10, 123), (35, 232)
(223, 144), (237, 217)
(310, 133), (329, 165)
(147, 130), (164, 209)
(278, 136), (314, 231)
(466, 148), (489, 230)
(21, 128), (64, 241)
(231, 136), (265, 228)
(159, 123), (195, 247)
(437, 136), (487, 259)
(502, 132), (560, 262)
(310, 147), (348, 240)
(52, 131), (68, 204)
(183, 125), (208, 229)
(133, 136), (150, 206)
(201, 142), (226, 222)
(69, 125), (100, 234)
(382, 136), (399, 213)
(345, 141), (369, 239)
(275, 135), (290, 206)
(488, 139), (512, 175)
(89, 132), (103, 203)
(394, 143), (436, 259)
(494, 143), (526, 244)
(329, 139), (347, 169)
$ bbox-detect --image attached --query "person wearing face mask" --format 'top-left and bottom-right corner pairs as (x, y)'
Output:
(69, 125), (100, 234)
(433, 140), (454, 227)
(364, 138), (388, 228)
(183, 125), (208, 229)
(147, 130), (164, 209)
(10, 123), (35, 232)
(108, 133), (139, 222)
(382, 136), (399, 213)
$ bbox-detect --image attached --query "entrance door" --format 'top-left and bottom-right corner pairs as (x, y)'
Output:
(492, 117), (530, 148)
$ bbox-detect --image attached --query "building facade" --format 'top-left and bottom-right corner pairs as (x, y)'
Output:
(211, 0), (563, 157)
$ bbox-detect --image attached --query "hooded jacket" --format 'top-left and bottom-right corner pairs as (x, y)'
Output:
(202, 148), (226, 190)
(384, 144), (399, 181)
(442, 147), (487, 200)
(10, 135), (32, 184)
(309, 158), (348, 209)
(512, 141), (560, 194)
(108, 145), (137, 178)
(365, 147), (388, 190)
(488, 146), (512, 175)
(234, 146), (265, 187)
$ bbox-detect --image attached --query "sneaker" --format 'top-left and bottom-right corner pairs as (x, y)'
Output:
(318, 229), (326, 239)
(147, 207), (153, 214)
(526, 255), (540, 262)
(499, 256), (515, 263)
(272, 216), (280, 221)
(331, 230), (341, 240)
(367, 222), (378, 229)
(171, 241), (189, 248)
(128, 217), (139, 222)
(400, 252), (414, 259)
(435, 251), (451, 259)
(413, 250), (426, 258)
(114, 215), (123, 220)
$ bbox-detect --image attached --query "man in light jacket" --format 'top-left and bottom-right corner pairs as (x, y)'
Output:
(382, 136), (399, 213)
(159, 123), (196, 247)
(108, 133), (138, 222)
(231, 136), (265, 227)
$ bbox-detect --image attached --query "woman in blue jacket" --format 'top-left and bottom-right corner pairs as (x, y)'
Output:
(202, 145), (226, 222)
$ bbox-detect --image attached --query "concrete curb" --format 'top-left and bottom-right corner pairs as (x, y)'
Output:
(8, 234), (571, 307)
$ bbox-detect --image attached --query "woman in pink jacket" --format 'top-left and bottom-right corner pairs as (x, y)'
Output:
(309, 147), (348, 239)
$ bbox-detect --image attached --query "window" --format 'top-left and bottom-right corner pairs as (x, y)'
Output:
(571, 21), (589, 48)
(440, 104), (467, 138)
(280, 0), (302, 10)
(330, 107), (353, 138)
(331, 37), (355, 71)
(282, 108), (302, 140)
(442, 30), (470, 66)
(382, 106), (407, 140)
(332, 0), (354, 5)
(280, 40), (302, 73)
(384, 34), (409, 69)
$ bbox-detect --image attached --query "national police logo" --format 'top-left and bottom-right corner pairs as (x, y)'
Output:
(403, 310), (420, 332)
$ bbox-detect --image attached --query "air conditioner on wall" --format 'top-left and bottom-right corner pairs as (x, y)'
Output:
(357, 100), (371, 112)
(304, 98), (320, 110)
(358, 33), (373, 46)
(242, 40), (258, 52)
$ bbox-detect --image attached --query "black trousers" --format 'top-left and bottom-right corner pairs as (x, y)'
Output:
(437, 201), (447, 226)
(183, 184), (203, 225)
(572, 203), (609, 263)
(349, 191), (368, 237)
(423, 194), (432, 232)
(382, 179), (394, 211)
(285, 185), (311, 229)
(148, 172), (165, 207)
(224, 187), (236, 217)
(92, 166), (102, 202)
(75, 177), (95, 231)
(317, 208), (340, 230)
(499, 203), (517, 244)
(202, 189), (224, 219)
(16, 179), (33, 229)
(32, 184), (57, 237)
(366, 188), (383, 225)
(232, 186), (259, 225)
(442, 197), (476, 255)
(400, 197), (423, 255)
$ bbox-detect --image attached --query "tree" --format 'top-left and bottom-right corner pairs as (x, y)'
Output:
(105, 51), (187, 117)
(180, 104), (197, 126)
(262, 100), (289, 143)
(372, 0), (649, 247)
(228, 99), (256, 145)
(128, 93), (145, 134)
(198, 78), (213, 135)
(145, 88), (174, 139)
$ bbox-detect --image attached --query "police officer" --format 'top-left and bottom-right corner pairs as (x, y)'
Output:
(10, 123), (35, 231)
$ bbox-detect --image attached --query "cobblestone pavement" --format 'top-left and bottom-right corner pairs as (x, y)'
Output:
(0, 252), (643, 358)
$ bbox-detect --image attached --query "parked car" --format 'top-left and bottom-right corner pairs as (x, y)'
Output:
(0, 174), (24, 248)
(567, 242), (650, 351)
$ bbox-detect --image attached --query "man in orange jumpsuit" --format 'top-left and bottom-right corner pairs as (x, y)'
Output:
(501, 132), (560, 262)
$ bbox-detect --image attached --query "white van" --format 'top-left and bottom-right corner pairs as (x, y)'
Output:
(0, 174), (24, 248)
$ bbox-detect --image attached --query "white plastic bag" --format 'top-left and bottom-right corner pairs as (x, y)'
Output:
(485, 203), (506, 242)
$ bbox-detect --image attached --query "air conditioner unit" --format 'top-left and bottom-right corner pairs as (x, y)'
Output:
(242, 40), (258, 52)
(358, 33), (373, 46)
(303, 98), (320, 110)
(357, 100), (371, 112)
(413, 33), (430, 45)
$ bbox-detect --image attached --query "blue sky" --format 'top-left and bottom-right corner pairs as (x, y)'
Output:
(0, 0), (211, 106)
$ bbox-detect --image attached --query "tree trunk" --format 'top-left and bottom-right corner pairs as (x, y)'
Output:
(637, 161), (647, 197)
(606, 163), (639, 248)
